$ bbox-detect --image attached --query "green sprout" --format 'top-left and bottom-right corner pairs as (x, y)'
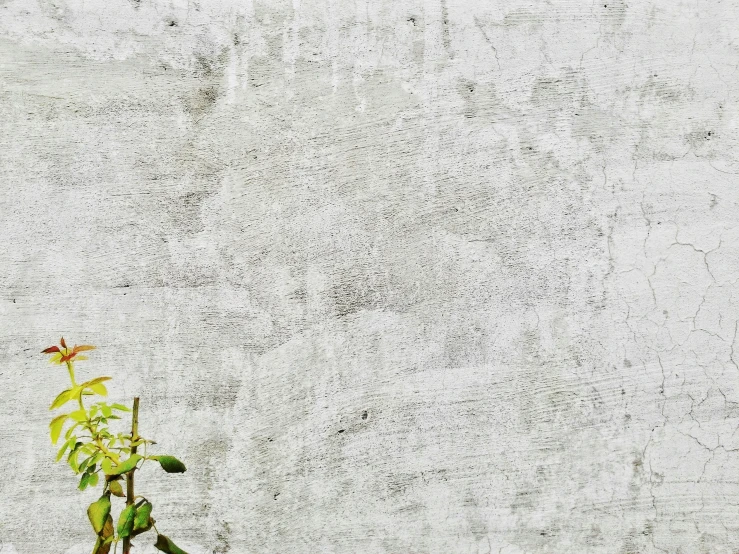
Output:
(43, 338), (189, 554)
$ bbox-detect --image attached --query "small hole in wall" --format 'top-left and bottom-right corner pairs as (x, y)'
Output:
(361, 410), (368, 420)
(168, 20), (177, 26)
(338, 429), (345, 434)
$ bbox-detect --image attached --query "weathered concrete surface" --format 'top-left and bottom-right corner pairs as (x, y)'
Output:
(1, 0), (739, 552)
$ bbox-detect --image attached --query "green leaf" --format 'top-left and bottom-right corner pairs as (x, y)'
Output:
(78, 456), (94, 473)
(108, 454), (142, 476)
(91, 538), (110, 554)
(91, 515), (114, 554)
(154, 534), (189, 554)
(88, 470), (99, 488)
(69, 409), (88, 422)
(133, 500), (153, 533)
(89, 383), (108, 396)
(80, 376), (112, 393)
(101, 404), (112, 417)
(78, 454), (100, 473)
(101, 457), (113, 475)
(55, 436), (75, 462)
(111, 403), (131, 412)
(65, 420), (84, 439)
(68, 442), (82, 472)
(86, 376), (113, 386)
(49, 414), (68, 444)
(117, 504), (136, 538)
(152, 455), (187, 473)
(50, 389), (71, 410)
(50, 386), (82, 410)
(87, 494), (111, 534)
(78, 472), (91, 490)
(108, 479), (125, 497)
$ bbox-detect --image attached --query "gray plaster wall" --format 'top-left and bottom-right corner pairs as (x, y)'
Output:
(1, 0), (738, 553)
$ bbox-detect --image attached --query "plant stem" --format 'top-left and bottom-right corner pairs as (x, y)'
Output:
(122, 397), (140, 554)
(66, 360), (76, 385)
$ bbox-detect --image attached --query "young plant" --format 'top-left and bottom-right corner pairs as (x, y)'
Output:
(43, 338), (189, 554)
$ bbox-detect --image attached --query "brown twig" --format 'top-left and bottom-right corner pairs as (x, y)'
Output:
(122, 397), (140, 554)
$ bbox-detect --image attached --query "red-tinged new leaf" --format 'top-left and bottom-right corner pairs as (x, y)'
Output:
(82, 377), (112, 387)
(74, 344), (96, 353)
(60, 337), (67, 348)
(41, 346), (60, 354)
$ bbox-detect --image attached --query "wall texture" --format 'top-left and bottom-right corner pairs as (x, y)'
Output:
(1, 0), (739, 553)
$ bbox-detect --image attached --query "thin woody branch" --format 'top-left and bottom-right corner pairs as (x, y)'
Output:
(122, 397), (140, 554)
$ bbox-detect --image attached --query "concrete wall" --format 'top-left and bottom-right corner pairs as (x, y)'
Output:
(1, 0), (738, 552)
